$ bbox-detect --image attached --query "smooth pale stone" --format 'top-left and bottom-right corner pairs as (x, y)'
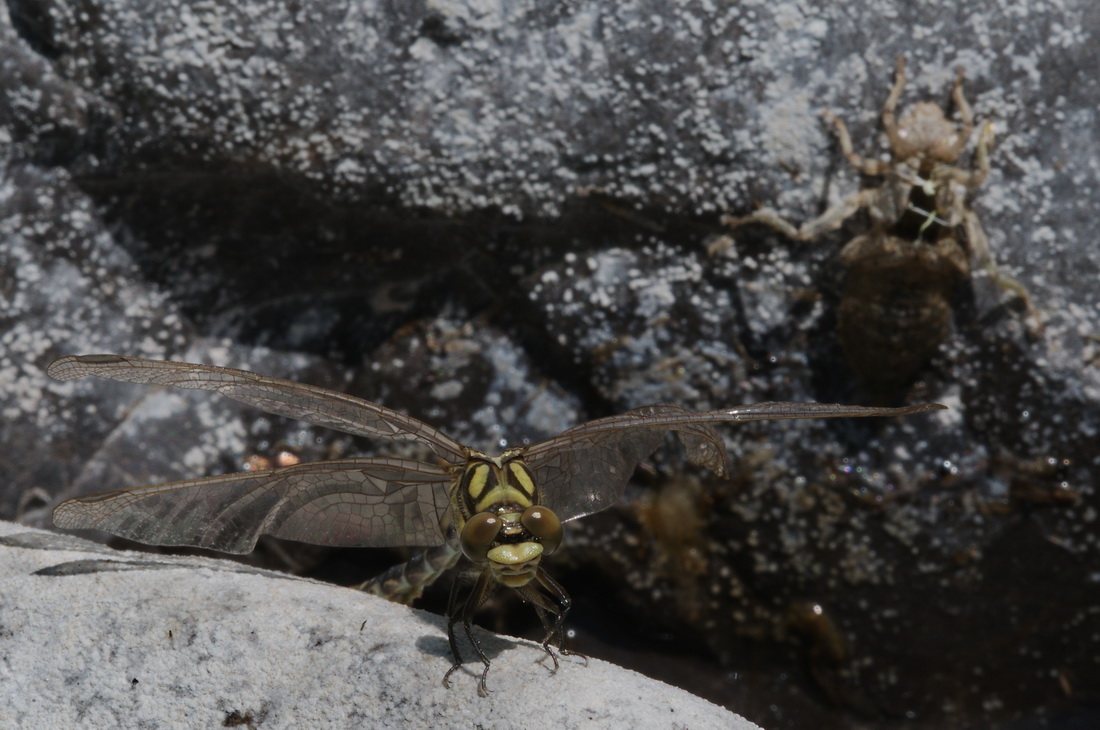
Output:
(0, 521), (759, 730)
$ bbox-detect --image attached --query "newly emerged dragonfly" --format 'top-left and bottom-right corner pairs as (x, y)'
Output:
(49, 354), (944, 694)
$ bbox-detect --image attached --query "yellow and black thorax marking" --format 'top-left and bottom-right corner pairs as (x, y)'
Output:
(453, 451), (538, 522)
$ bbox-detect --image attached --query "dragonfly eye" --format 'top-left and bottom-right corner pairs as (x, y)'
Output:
(460, 513), (502, 563)
(520, 505), (563, 555)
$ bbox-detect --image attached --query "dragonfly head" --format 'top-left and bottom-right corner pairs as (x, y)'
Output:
(459, 505), (563, 588)
(455, 454), (563, 587)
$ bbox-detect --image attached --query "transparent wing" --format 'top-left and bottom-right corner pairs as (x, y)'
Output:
(47, 355), (468, 463)
(52, 457), (455, 552)
(523, 401), (945, 522)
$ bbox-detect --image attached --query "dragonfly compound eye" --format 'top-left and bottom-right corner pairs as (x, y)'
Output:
(460, 512), (502, 563)
(520, 505), (563, 555)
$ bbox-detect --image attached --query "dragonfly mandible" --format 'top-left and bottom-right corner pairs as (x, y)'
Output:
(48, 354), (944, 695)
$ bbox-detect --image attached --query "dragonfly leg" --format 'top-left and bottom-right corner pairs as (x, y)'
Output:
(442, 569), (496, 696)
(527, 568), (587, 670)
(517, 584), (562, 674)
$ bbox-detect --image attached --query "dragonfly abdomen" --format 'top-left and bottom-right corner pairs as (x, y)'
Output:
(360, 543), (462, 605)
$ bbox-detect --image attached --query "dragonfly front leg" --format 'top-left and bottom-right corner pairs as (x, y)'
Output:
(443, 569), (496, 696)
(519, 568), (585, 671)
(517, 584), (563, 674)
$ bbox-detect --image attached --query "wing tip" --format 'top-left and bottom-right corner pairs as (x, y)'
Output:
(52, 501), (92, 531)
(904, 402), (948, 415)
(47, 354), (129, 381)
(46, 356), (81, 381)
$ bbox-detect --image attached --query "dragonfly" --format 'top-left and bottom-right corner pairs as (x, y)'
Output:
(48, 354), (944, 695)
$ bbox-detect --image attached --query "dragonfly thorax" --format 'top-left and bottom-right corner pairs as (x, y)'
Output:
(454, 454), (563, 588)
(458, 452), (538, 514)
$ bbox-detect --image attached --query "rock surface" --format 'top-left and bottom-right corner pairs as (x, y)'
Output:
(0, 520), (752, 730)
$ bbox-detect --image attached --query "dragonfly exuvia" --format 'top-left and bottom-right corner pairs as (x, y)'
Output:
(48, 354), (944, 695)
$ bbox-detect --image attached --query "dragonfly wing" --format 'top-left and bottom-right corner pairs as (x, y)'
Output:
(47, 355), (468, 462)
(52, 457), (454, 552)
(522, 404), (725, 522)
(524, 401), (945, 522)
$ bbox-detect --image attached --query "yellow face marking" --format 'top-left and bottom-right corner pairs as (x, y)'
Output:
(487, 543), (543, 587)
(487, 542), (543, 566)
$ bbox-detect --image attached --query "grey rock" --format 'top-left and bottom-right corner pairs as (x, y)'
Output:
(0, 520), (751, 729)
